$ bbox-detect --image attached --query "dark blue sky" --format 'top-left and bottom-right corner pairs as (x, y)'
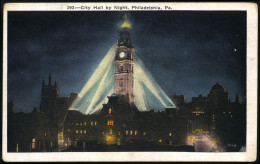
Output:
(8, 11), (246, 113)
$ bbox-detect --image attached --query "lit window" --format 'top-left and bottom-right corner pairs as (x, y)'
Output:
(84, 122), (86, 126)
(76, 130), (78, 134)
(32, 138), (36, 149)
(84, 130), (86, 134)
(126, 131), (128, 135)
(130, 130), (133, 135)
(135, 131), (137, 135)
(109, 108), (112, 115)
(143, 132), (146, 136)
(91, 121), (93, 126)
(95, 121), (97, 126)
(107, 120), (114, 126)
(169, 132), (172, 136)
(159, 139), (162, 143)
(80, 130), (82, 134)
(109, 129), (113, 135)
(16, 144), (19, 152)
(68, 129), (70, 132)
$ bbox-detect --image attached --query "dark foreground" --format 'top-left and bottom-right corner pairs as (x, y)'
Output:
(62, 144), (195, 152)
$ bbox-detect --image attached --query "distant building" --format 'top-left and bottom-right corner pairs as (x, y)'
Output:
(171, 94), (185, 106)
(208, 82), (230, 107)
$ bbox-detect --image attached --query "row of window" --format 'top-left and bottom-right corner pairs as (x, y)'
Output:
(107, 120), (114, 126)
(72, 129), (173, 137)
(75, 130), (87, 134)
(125, 131), (173, 137)
(125, 130), (138, 136)
(192, 111), (205, 114)
(75, 121), (97, 126)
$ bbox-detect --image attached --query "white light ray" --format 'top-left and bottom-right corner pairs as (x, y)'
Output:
(69, 43), (116, 114)
(134, 54), (175, 110)
(69, 44), (175, 114)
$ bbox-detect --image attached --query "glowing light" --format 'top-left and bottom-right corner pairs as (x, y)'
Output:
(107, 120), (114, 126)
(69, 44), (117, 114)
(58, 132), (64, 140)
(120, 14), (131, 29)
(106, 136), (115, 145)
(69, 44), (175, 114)
(134, 54), (175, 111)
(32, 138), (36, 150)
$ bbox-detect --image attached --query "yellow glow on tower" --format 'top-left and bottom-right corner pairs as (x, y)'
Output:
(120, 14), (131, 29)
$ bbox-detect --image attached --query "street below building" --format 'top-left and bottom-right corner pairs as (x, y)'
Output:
(192, 135), (224, 152)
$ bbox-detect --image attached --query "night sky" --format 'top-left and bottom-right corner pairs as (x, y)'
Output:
(8, 11), (246, 113)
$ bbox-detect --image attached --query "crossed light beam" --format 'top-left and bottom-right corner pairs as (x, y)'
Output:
(69, 43), (175, 114)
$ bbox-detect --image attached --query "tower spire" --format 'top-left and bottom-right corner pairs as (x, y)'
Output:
(118, 14), (133, 48)
(120, 13), (131, 29)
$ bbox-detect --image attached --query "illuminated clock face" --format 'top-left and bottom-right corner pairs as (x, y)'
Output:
(119, 52), (126, 58)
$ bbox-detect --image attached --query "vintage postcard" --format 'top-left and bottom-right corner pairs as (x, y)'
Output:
(2, 2), (258, 162)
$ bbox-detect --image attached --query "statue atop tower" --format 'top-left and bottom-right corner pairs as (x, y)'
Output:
(115, 14), (135, 105)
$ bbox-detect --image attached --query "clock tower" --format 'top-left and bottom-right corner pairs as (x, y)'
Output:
(115, 14), (135, 105)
